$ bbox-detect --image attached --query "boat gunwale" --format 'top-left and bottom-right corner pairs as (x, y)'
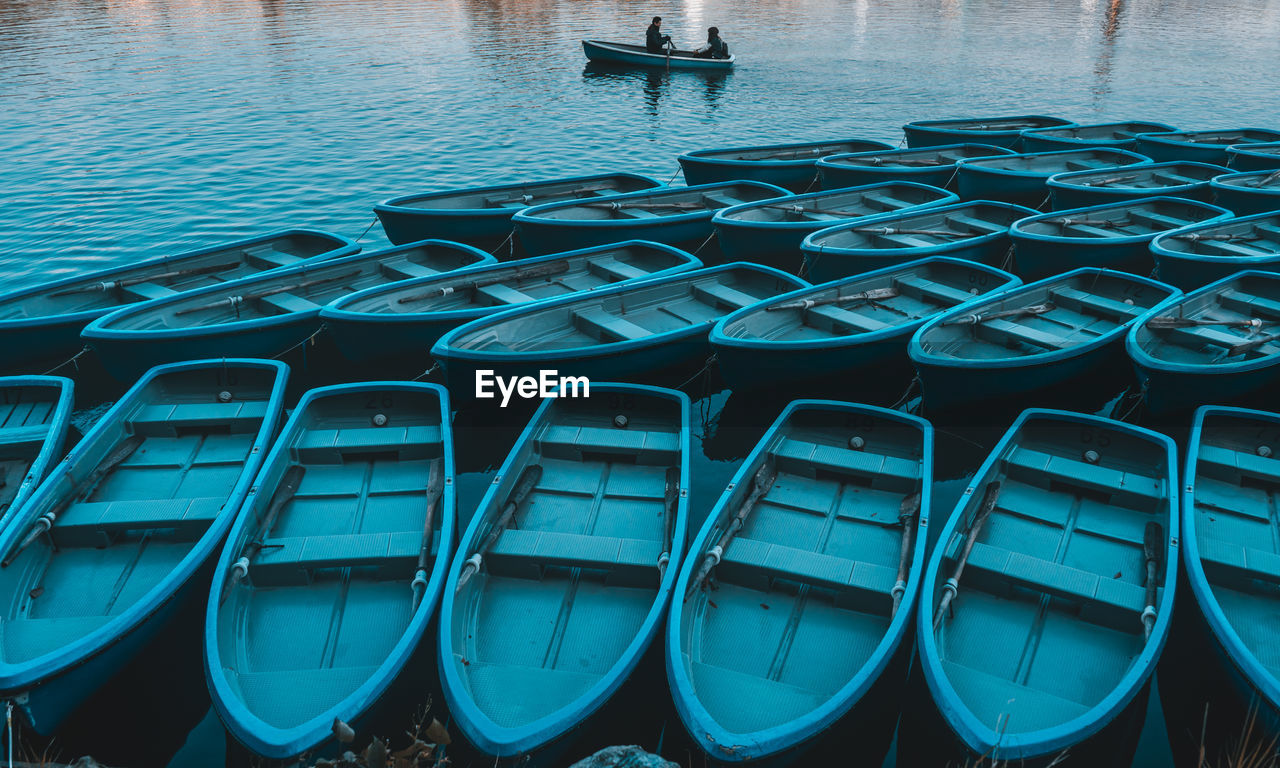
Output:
(1210, 170), (1280, 193)
(1009, 196), (1233, 247)
(953, 148), (1153, 178)
(710, 181), (958, 231)
(204, 380), (455, 759)
(438, 382), (691, 756)
(0, 358), (289, 694)
(373, 172), (666, 214)
(677, 138), (896, 169)
(799, 200), (1038, 257)
(511, 181), (790, 227)
(917, 407), (1178, 760)
(667, 399), (934, 762)
(903, 115), (1077, 140)
(1046, 161), (1230, 194)
(1227, 142), (1280, 162)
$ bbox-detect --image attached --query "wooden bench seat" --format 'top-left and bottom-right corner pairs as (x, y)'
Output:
(122, 282), (180, 302)
(1004, 446), (1164, 504)
(894, 274), (975, 305)
(474, 283), (535, 306)
(692, 282), (765, 310)
(537, 424), (678, 459)
(1048, 286), (1145, 320)
(131, 400), (269, 432)
(572, 306), (651, 342)
(587, 257), (649, 282)
(55, 496), (223, 544)
(773, 437), (920, 483)
(718, 536), (896, 601)
(1197, 536), (1280, 586)
(486, 528), (661, 581)
(258, 293), (320, 315)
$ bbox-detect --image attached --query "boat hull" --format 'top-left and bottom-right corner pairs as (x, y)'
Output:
(1210, 174), (1280, 216)
(1226, 143), (1280, 172)
(902, 116), (1076, 149)
(956, 150), (1152, 208)
(1135, 363), (1280, 416)
(1135, 131), (1280, 164)
(582, 39), (734, 71)
(816, 144), (1016, 191)
(803, 236), (1014, 284)
(680, 141), (894, 192)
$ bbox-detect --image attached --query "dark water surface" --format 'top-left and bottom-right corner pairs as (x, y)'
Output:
(5, 0), (1280, 765)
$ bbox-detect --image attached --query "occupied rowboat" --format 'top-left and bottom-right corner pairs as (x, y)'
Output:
(0, 359), (288, 733)
(1126, 271), (1280, 415)
(207, 382), (454, 759)
(815, 144), (1016, 191)
(1149, 212), (1280, 290)
(374, 173), (664, 250)
(669, 400), (932, 765)
(1009, 197), (1232, 280)
(1134, 129), (1280, 164)
(582, 40), (734, 71)
(910, 409), (1176, 765)
(711, 182), (958, 271)
(1226, 142), (1280, 172)
(440, 383), (689, 764)
(909, 268), (1178, 413)
(0, 229), (358, 371)
(512, 182), (788, 257)
(319, 241), (700, 366)
(1181, 406), (1280, 742)
(1017, 121), (1177, 154)
(709, 257), (1019, 393)
(677, 139), (894, 192)
(430, 263), (807, 396)
(0, 377), (74, 524)
(954, 149), (1152, 207)
(1209, 170), (1280, 216)
(80, 240), (494, 381)
(799, 201), (1036, 284)
(1045, 161), (1230, 210)
(902, 116), (1076, 149)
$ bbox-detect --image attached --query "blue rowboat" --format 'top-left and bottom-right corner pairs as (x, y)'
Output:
(710, 257), (1019, 393)
(440, 383), (689, 765)
(909, 268), (1178, 413)
(711, 182), (958, 271)
(678, 139), (894, 192)
(911, 409), (1177, 765)
(431, 263), (807, 397)
(799, 201), (1036, 284)
(207, 381), (454, 759)
(1009, 197), (1232, 281)
(1210, 170), (1280, 216)
(512, 182), (788, 257)
(955, 149), (1152, 207)
(670, 400), (932, 765)
(1046, 161), (1228, 212)
(815, 144), (1015, 191)
(1150, 212), (1280, 290)
(0, 229), (357, 372)
(0, 377), (74, 525)
(0, 359), (288, 733)
(1226, 142), (1280, 172)
(582, 40), (734, 71)
(81, 240), (494, 381)
(1135, 129), (1280, 164)
(1018, 121), (1177, 154)
(1180, 406), (1280, 743)
(1127, 271), (1280, 415)
(903, 115), (1076, 149)
(374, 173), (664, 250)
(320, 241), (700, 367)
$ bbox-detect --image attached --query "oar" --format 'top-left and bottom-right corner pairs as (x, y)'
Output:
(685, 460), (777, 600)
(746, 148), (828, 161)
(766, 287), (898, 312)
(970, 121), (1043, 131)
(1228, 330), (1280, 357)
(941, 302), (1055, 326)
(1146, 315), (1272, 331)
(456, 464), (543, 592)
(488, 184), (615, 206)
(1170, 232), (1263, 243)
(411, 459), (446, 610)
(1141, 521), (1164, 640)
(49, 261), (241, 297)
(396, 261), (570, 304)
(221, 465), (306, 600)
(1081, 174), (1138, 186)
(175, 269), (362, 316)
(933, 481), (1001, 630)
(2, 436), (144, 568)
(1244, 170), (1280, 188)
(1044, 216), (1132, 228)
(890, 491), (922, 619)
(866, 157), (943, 168)
(579, 201), (705, 210)
(761, 203), (874, 217)
(656, 466), (680, 580)
(853, 226), (968, 238)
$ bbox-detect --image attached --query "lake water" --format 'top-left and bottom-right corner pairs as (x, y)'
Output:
(4, 0), (1280, 765)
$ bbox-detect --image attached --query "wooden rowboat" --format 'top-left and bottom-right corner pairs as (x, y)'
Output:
(582, 40), (734, 71)
(670, 400), (932, 765)
(1046, 161), (1230, 210)
(1018, 121), (1176, 153)
(678, 139), (894, 192)
(440, 383), (689, 763)
(954, 149), (1152, 207)
(1210, 169), (1280, 216)
(0, 359), (288, 733)
(910, 409), (1176, 765)
(1149, 211), (1280, 290)
(1134, 129), (1280, 164)
(0, 377), (74, 526)
(207, 382), (454, 759)
(902, 115), (1076, 149)
(815, 144), (1016, 191)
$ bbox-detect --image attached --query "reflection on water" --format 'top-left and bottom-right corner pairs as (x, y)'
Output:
(1093, 0), (1126, 98)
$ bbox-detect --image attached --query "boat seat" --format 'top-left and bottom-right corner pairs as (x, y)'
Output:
(294, 425), (441, 459)
(0, 424), (50, 446)
(571, 307), (650, 342)
(1048, 286), (1146, 320)
(1159, 323), (1279, 355)
(773, 437), (920, 484)
(1195, 444), (1280, 484)
(258, 293), (320, 315)
(1060, 222), (1128, 239)
(1194, 477), (1271, 521)
(1217, 290), (1280, 320)
(537, 424), (679, 460)
(1004, 446), (1164, 509)
(806, 304), (892, 334)
(385, 261), (444, 279)
(893, 275), (976, 305)
(944, 213), (1003, 234)
(978, 318), (1067, 351)
(1197, 536), (1280, 587)
(1152, 171), (1196, 185)
(122, 282), (180, 302)
(474, 283), (535, 306)
(587, 258), (649, 282)
(718, 536), (896, 604)
(485, 528), (661, 584)
(131, 400), (269, 433)
(252, 530), (424, 586)
(53, 496), (223, 545)
(692, 282), (762, 310)
(619, 207), (663, 220)
(957, 541), (1148, 625)
(1130, 210), (1196, 230)
(1197, 240), (1272, 259)
(699, 192), (744, 209)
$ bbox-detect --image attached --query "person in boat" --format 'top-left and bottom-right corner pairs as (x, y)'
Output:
(695, 27), (728, 58)
(646, 16), (672, 53)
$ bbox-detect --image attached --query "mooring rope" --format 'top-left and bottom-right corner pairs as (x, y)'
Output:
(887, 375), (921, 410)
(413, 362), (441, 382)
(491, 229), (516, 258)
(998, 244), (1016, 272)
(666, 166), (684, 185)
(1035, 191), (1052, 211)
(800, 171), (822, 193)
(356, 217), (379, 242)
(674, 353), (717, 391)
(272, 324), (326, 360)
(691, 231), (718, 257)
(40, 346), (90, 376)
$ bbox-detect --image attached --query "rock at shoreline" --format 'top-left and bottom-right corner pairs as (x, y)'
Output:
(568, 745), (678, 768)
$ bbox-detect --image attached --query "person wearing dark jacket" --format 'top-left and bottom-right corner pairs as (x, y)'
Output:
(695, 27), (728, 58)
(646, 16), (671, 53)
